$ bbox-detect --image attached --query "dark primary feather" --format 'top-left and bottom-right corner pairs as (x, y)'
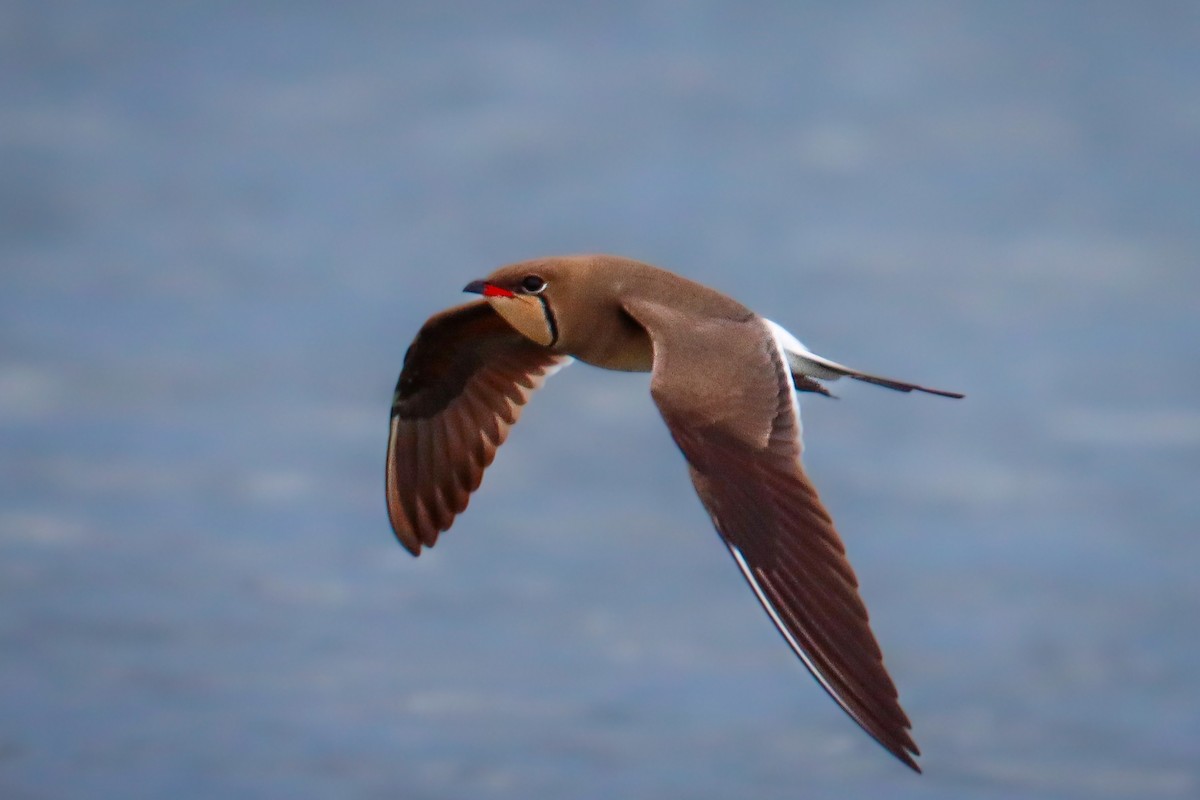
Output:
(679, 437), (921, 771)
(385, 301), (569, 554)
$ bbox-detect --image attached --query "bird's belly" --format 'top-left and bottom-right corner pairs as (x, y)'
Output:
(571, 333), (654, 373)
(576, 348), (653, 373)
(560, 301), (655, 372)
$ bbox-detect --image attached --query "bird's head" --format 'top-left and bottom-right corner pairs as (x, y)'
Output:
(463, 258), (578, 348)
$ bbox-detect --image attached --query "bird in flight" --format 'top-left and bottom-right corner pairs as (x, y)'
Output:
(385, 254), (962, 772)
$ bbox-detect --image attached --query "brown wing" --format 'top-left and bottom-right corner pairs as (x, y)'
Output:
(386, 301), (571, 555)
(624, 299), (921, 772)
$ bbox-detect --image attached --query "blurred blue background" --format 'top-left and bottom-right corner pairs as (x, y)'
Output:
(3, 2), (1198, 798)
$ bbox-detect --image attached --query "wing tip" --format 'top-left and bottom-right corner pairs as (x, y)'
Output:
(860, 717), (921, 772)
(835, 686), (924, 775)
(388, 520), (426, 557)
(862, 705), (922, 773)
(387, 490), (439, 556)
(397, 536), (424, 557)
(896, 745), (923, 774)
(723, 543), (925, 774)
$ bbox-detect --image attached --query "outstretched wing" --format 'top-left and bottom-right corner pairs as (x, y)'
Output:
(386, 301), (571, 555)
(624, 300), (921, 772)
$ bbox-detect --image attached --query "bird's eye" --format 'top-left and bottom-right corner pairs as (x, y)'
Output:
(520, 275), (546, 294)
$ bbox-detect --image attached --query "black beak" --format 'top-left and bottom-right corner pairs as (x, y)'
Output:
(463, 280), (487, 295)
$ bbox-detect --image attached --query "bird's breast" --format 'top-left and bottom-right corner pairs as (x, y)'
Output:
(565, 306), (655, 373)
(574, 344), (654, 373)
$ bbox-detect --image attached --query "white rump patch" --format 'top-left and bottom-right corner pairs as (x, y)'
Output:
(763, 318), (806, 442)
(763, 318), (854, 382)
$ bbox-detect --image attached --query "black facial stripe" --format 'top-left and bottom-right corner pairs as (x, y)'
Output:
(539, 297), (559, 347)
